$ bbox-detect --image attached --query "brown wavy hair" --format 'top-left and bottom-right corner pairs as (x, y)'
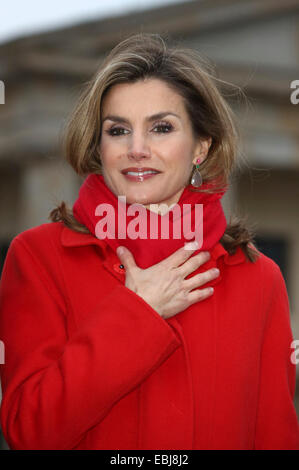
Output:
(50, 32), (259, 263)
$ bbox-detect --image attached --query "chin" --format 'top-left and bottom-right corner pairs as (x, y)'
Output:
(126, 194), (154, 206)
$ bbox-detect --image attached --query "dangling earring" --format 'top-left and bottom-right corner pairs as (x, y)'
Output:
(191, 157), (202, 187)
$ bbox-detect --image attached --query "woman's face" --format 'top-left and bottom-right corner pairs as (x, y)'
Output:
(99, 78), (211, 211)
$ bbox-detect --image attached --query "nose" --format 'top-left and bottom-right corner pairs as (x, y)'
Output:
(127, 151), (150, 162)
(127, 132), (151, 161)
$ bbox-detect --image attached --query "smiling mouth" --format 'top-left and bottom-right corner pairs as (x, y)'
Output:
(121, 169), (161, 182)
(125, 170), (159, 176)
(121, 167), (162, 182)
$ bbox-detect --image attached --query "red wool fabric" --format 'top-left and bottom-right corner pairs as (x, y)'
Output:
(0, 178), (298, 449)
(73, 174), (227, 268)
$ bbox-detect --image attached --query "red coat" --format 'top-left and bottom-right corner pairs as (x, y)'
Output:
(0, 221), (298, 450)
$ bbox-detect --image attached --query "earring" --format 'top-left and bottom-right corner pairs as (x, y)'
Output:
(191, 157), (202, 187)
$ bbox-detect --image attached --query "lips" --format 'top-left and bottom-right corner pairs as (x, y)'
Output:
(121, 167), (161, 175)
(121, 167), (162, 182)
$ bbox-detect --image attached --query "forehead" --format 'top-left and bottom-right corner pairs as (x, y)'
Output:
(101, 78), (185, 113)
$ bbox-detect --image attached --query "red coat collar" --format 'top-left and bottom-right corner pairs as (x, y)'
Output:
(60, 224), (248, 266)
(61, 225), (109, 254)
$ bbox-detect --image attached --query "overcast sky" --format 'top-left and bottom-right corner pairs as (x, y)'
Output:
(0, 0), (189, 44)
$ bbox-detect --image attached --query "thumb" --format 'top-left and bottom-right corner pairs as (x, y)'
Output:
(116, 246), (137, 270)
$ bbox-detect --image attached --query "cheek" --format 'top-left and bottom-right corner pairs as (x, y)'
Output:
(99, 142), (121, 169)
(99, 134), (119, 153)
(100, 136), (113, 153)
(161, 136), (191, 157)
(162, 143), (193, 171)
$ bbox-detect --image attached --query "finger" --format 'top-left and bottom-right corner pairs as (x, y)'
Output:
(178, 251), (211, 278)
(187, 286), (214, 305)
(116, 246), (138, 270)
(163, 241), (207, 269)
(183, 268), (219, 290)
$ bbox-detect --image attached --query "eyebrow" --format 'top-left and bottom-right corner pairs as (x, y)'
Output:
(102, 111), (181, 124)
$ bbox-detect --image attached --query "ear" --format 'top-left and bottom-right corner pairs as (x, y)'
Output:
(192, 137), (212, 165)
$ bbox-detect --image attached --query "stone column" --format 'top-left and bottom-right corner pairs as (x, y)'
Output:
(17, 158), (81, 233)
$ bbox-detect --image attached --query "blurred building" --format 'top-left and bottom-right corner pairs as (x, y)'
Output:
(0, 0), (298, 449)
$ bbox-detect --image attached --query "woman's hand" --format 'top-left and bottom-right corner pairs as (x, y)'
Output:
(116, 242), (220, 320)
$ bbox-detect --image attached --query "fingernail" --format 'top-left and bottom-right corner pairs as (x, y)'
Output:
(184, 241), (199, 250)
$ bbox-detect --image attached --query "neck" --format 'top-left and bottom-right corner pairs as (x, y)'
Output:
(143, 187), (185, 215)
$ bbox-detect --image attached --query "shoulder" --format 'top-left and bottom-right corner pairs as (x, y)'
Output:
(8, 222), (64, 262)
(254, 250), (289, 309)
(1, 223), (67, 313)
(242, 244), (287, 307)
(13, 222), (63, 248)
(6, 222), (65, 277)
(223, 245), (289, 323)
(246, 244), (283, 283)
(223, 242), (285, 291)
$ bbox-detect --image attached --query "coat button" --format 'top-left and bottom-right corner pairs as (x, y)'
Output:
(113, 263), (125, 274)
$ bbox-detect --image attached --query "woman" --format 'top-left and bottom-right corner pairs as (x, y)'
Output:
(0, 33), (298, 450)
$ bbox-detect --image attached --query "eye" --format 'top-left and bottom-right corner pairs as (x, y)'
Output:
(153, 121), (173, 133)
(104, 121), (173, 137)
(105, 127), (129, 137)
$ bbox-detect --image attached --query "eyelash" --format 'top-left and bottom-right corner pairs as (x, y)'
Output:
(105, 121), (173, 137)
